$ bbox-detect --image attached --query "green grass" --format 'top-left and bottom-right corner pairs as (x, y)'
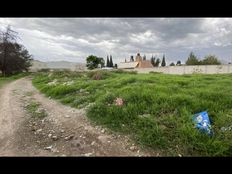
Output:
(25, 101), (47, 119)
(32, 70), (232, 156)
(0, 73), (30, 88)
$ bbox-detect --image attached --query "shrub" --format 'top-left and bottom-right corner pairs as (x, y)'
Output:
(92, 72), (103, 80)
(38, 68), (50, 72)
(87, 70), (112, 80)
(149, 71), (163, 74)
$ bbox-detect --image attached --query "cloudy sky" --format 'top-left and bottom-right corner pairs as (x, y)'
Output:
(0, 18), (232, 64)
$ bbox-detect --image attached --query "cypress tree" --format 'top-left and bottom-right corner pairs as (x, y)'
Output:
(161, 54), (166, 67)
(106, 55), (110, 67)
(155, 58), (160, 67)
(143, 55), (146, 60)
(109, 55), (113, 67)
(151, 55), (156, 67)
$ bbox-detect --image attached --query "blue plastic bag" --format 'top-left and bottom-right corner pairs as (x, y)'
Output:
(193, 111), (213, 136)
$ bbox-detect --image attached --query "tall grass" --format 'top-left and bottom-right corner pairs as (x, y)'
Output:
(32, 71), (232, 156)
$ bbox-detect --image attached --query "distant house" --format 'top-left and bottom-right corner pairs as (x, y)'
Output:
(118, 53), (153, 69)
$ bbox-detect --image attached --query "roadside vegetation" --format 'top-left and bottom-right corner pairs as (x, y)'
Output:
(25, 100), (47, 119)
(32, 70), (232, 156)
(0, 73), (29, 88)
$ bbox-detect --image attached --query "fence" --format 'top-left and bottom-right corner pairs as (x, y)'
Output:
(128, 65), (232, 74)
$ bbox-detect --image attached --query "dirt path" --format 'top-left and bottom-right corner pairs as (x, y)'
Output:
(0, 77), (156, 156)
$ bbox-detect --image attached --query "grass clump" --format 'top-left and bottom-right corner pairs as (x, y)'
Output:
(25, 101), (47, 119)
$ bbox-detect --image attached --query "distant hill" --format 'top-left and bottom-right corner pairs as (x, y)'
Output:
(45, 61), (86, 70)
(30, 60), (47, 72)
(30, 60), (86, 72)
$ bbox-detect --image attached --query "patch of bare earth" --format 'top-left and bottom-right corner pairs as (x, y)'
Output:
(0, 77), (157, 156)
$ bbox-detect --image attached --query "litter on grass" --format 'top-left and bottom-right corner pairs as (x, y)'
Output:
(193, 111), (213, 136)
(221, 125), (232, 132)
(114, 97), (124, 106)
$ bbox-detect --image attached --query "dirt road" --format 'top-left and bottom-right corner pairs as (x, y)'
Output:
(0, 77), (155, 156)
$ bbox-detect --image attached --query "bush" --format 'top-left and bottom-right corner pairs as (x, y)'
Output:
(113, 69), (125, 74)
(149, 71), (163, 74)
(127, 71), (138, 74)
(113, 69), (137, 74)
(200, 55), (221, 65)
(87, 70), (112, 80)
(92, 72), (103, 80)
(38, 68), (51, 72)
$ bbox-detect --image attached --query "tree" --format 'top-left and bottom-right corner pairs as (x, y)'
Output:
(109, 55), (113, 67)
(98, 57), (105, 68)
(151, 56), (156, 67)
(0, 25), (33, 76)
(143, 55), (146, 60)
(200, 55), (221, 65)
(161, 54), (166, 67)
(170, 62), (175, 66)
(155, 58), (160, 67)
(106, 55), (110, 67)
(176, 60), (181, 66)
(130, 55), (134, 62)
(86, 55), (104, 70)
(186, 52), (199, 65)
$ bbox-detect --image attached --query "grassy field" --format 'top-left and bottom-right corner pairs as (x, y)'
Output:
(32, 70), (232, 156)
(0, 73), (30, 89)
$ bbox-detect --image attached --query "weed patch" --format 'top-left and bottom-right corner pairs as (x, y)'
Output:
(25, 101), (47, 119)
